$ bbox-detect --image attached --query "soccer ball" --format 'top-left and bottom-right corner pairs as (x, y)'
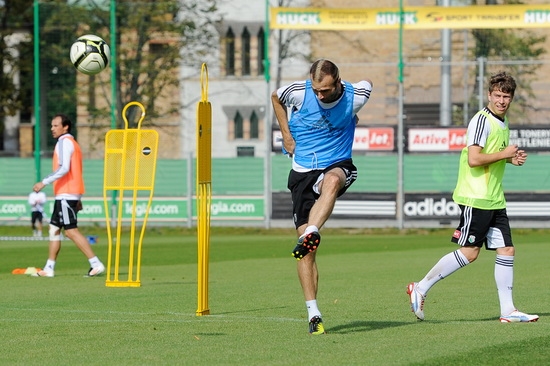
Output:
(69, 34), (110, 75)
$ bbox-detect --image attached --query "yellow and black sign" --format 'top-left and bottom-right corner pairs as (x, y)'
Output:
(270, 5), (550, 30)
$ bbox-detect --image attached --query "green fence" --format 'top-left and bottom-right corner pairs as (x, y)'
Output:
(1, 154), (549, 197)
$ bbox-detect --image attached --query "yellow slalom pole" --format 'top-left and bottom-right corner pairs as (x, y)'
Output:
(196, 63), (212, 316)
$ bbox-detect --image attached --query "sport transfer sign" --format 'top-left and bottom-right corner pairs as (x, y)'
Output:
(271, 5), (550, 30)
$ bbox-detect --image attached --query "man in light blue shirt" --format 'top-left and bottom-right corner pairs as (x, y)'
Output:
(272, 59), (373, 335)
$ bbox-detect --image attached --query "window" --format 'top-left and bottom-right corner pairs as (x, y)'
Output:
(241, 27), (251, 76)
(250, 111), (259, 139)
(149, 42), (169, 55)
(404, 103), (439, 126)
(225, 28), (235, 76)
(234, 111), (244, 139)
(224, 106), (265, 141)
(237, 146), (255, 157)
(221, 23), (264, 77)
(257, 28), (265, 76)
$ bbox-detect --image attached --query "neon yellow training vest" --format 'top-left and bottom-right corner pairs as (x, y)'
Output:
(452, 110), (509, 209)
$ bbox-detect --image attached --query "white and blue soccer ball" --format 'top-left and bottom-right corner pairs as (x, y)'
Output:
(69, 34), (110, 75)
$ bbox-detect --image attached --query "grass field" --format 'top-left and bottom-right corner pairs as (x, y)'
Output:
(1, 226), (549, 365)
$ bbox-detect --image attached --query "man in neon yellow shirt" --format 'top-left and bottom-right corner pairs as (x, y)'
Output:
(407, 71), (538, 323)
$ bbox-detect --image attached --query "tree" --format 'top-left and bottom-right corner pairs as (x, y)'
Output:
(80, 0), (222, 127)
(271, 0), (310, 129)
(39, 1), (86, 149)
(0, 0), (33, 151)
(35, 0), (220, 137)
(470, 0), (546, 122)
(272, 0), (311, 90)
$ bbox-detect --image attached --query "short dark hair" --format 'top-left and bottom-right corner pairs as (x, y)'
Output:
(54, 113), (73, 133)
(309, 59), (340, 83)
(488, 71), (516, 97)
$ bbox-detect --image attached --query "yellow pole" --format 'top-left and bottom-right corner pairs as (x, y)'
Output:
(196, 64), (212, 315)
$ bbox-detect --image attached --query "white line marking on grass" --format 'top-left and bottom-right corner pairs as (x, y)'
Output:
(0, 236), (67, 241)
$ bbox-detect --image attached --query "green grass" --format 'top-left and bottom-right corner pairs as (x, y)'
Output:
(1, 227), (549, 365)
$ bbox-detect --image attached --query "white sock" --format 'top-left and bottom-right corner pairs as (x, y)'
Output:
(417, 250), (470, 295)
(88, 256), (101, 267)
(44, 259), (56, 271)
(306, 300), (321, 320)
(304, 225), (319, 236)
(495, 255), (515, 316)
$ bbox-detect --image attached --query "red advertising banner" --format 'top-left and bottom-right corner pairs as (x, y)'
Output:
(273, 126), (550, 153)
(353, 127), (395, 151)
(408, 128), (467, 152)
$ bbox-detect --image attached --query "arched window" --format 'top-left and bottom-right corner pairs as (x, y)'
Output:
(250, 111), (259, 139)
(234, 111), (243, 139)
(225, 27), (235, 76)
(241, 27), (251, 76)
(257, 27), (265, 76)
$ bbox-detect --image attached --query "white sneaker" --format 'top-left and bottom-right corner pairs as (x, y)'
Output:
(407, 282), (425, 320)
(500, 310), (539, 323)
(32, 269), (54, 278)
(87, 263), (105, 277)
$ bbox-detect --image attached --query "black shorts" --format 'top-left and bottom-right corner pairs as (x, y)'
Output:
(50, 199), (80, 230)
(31, 211), (43, 224)
(287, 159), (357, 229)
(451, 205), (513, 250)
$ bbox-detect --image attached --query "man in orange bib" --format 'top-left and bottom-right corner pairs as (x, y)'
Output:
(32, 114), (105, 278)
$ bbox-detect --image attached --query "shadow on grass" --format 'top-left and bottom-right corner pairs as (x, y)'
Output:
(329, 311), (547, 334)
(215, 306), (291, 315)
(389, 311), (548, 324)
(471, 311), (548, 323)
(329, 320), (411, 334)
